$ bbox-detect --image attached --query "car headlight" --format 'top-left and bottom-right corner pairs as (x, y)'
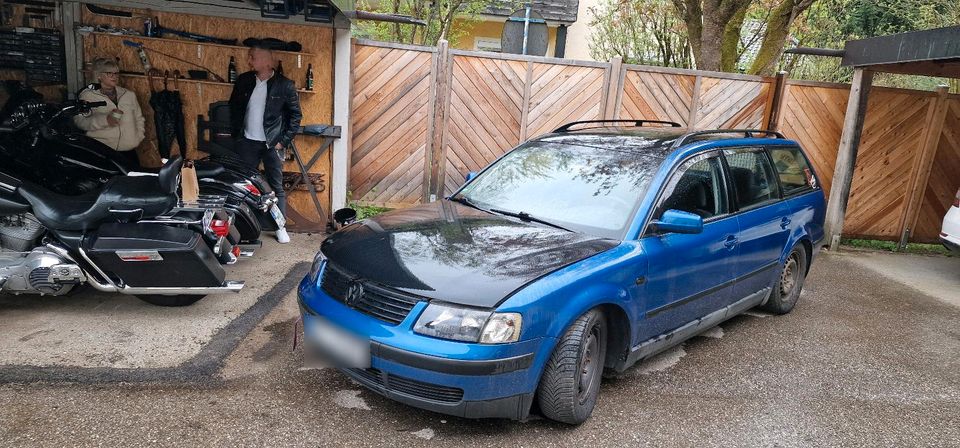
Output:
(414, 303), (522, 344)
(308, 251), (326, 283)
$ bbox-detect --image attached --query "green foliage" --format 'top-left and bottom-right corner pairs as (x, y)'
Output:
(842, 238), (954, 257)
(587, 0), (692, 67)
(787, 0), (960, 91)
(349, 202), (392, 220)
(351, 0), (515, 46)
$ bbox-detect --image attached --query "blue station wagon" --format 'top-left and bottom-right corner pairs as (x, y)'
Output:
(298, 120), (826, 425)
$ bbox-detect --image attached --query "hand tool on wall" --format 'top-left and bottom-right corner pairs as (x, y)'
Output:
(122, 40), (226, 83)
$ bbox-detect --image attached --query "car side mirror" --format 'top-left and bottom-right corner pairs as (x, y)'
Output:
(651, 209), (703, 234)
(465, 171), (478, 183)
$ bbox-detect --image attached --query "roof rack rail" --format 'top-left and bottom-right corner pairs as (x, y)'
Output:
(671, 129), (786, 148)
(553, 119), (682, 133)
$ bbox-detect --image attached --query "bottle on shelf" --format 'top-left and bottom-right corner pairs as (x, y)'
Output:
(228, 56), (237, 83)
(306, 63), (314, 91)
(276, 59), (284, 77)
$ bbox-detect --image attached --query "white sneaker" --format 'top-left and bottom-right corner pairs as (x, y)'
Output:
(276, 227), (290, 244)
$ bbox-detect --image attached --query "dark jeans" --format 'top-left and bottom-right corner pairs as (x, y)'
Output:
(234, 137), (286, 215)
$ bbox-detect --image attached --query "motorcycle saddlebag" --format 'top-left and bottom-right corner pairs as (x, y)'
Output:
(83, 223), (225, 288)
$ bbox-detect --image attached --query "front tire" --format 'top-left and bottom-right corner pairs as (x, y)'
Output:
(761, 245), (808, 314)
(136, 294), (206, 307)
(536, 309), (607, 425)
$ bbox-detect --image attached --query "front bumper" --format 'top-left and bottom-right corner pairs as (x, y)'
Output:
(297, 272), (552, 420)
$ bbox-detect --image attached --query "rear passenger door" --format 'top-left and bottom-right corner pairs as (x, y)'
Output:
(768, 145), (825, 245)
(723, 148), (792, 302)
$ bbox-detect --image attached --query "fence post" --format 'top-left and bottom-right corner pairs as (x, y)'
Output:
(602, 57), (623, 119)
(688, 76), (703, 129)
(765, 71), (788, 131)
(896, 84), (950, 249)
(824, 68), (874, 250)
(424, 40), (451, 202)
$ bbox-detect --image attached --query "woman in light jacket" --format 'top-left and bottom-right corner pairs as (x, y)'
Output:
(74, 57), (146, 169)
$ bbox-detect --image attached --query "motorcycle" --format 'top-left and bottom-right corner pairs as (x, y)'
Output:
(0, 98), (248, 265)
(0, 156), (244, 306)
(0, 83), (283, 244)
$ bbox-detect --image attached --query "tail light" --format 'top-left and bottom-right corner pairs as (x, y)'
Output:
(234, 181), (261, 196)
(232, 245), (241, 258)
(210, 219), (230, 238)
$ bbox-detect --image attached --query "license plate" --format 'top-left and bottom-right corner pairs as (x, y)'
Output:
(269, 204), (286, 228)
(306, 316), (370, 369)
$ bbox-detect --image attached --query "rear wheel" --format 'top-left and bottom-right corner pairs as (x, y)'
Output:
(136, 294), (206, 307)
(536, 309), (607, 425)
(761, 245), (808, 314)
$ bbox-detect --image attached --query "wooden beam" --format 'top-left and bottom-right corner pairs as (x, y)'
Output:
(331, 28), (353, 212)
(425, 39), (451, 202)
(896, 85), (951, 248)
(601, 56), (622, 120)
(61, 1), (84, 96)
(765, 71), (788, 131)
(68, 0), (341, 28)
(824, 68), (874, 250)
(687, 76), (702, 129)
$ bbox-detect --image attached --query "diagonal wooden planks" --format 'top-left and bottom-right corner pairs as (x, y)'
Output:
(525, 63), (607, 137)
(618, 70), (695, 125)
(442, 56), (526, 195)
(913, 98), (960, 242)
(350, 44), (433, 206)
(779, 83), (849, 195)
(694, 77), (771, 129)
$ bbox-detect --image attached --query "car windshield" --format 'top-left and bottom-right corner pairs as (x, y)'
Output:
(454, 137), (667, 239)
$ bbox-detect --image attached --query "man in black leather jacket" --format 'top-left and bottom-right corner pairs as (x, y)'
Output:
(229, 44), (302, 243)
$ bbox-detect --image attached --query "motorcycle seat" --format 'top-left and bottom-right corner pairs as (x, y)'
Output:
(193, 159), (225, 178)
(16, 176), (177, 231)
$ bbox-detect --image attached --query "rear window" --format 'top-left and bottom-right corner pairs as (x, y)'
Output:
(769, 146), (817, 195)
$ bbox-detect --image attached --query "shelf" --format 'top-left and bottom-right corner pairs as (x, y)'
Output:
(84, 31), (315, 57)
(117, 72), (317, 94)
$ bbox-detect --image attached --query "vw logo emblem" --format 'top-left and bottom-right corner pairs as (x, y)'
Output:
(345, 281), (364, 307)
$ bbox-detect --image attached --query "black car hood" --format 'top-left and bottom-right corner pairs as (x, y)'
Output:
(320, 200), (618, 308)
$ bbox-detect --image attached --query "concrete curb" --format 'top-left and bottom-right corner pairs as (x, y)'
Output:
(0, 262), (310, 384)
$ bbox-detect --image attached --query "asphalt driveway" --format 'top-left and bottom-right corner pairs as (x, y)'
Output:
(1, 250), (958, 447)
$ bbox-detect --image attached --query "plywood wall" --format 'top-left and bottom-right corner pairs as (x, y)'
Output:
(79, 4), (334, 229)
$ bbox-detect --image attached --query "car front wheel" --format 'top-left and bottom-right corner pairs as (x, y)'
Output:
(536, 309), (607, 425)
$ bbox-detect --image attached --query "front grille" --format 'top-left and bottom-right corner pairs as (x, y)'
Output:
(386, 374), (464, 403)
(321, 264), (422, 325)
(347, 368), (464, 403)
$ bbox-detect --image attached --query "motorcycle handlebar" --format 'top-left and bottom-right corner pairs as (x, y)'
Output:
(85, 101), (107, 108)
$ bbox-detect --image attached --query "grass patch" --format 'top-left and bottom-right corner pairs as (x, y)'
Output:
(841, 238), (953, 257)
(349, 202), (391, 220)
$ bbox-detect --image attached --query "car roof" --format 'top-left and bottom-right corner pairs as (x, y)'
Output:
(529, 126), (800, 160)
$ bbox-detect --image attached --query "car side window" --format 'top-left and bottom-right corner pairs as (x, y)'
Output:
(768, 146), (817, 195)
(657, 155), (728, 220)
(723, 149), (779, 210)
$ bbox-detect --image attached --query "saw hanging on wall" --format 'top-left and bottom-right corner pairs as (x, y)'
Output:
(122, 40), (226, 83)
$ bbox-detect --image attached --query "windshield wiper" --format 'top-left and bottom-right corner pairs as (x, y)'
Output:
(448, 195), (487, 212)
(489, 208), (573, 232)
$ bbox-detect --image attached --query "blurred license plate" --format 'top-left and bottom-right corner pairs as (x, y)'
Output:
(307, 317), (370, 368)
(269, 204), (286, 228)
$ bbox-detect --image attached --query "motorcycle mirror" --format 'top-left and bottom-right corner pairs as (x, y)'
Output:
(333, 208), (357, 228)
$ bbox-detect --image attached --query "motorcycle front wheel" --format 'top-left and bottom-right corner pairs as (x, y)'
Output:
(136, 294), (206, 307)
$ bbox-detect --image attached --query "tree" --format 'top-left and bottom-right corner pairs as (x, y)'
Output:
(352, 0), (509, 46)
(588, 0), (693, 68)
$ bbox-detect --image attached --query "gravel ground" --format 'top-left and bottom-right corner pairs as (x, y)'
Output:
(1, 251), (958, 447)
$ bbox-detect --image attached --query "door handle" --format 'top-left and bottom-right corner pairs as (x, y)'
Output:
(723, 235), (738, 250)
(780, 216), (792, 229)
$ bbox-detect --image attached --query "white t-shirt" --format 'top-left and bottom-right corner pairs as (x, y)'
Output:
(243, 73), (272, 142)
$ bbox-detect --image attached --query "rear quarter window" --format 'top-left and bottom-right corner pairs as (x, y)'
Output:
(769, 146), (818, 196)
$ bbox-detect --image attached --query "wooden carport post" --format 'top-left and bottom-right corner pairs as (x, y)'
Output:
(824, 68), (873, 250)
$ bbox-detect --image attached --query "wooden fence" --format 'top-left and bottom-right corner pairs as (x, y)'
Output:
(349, 39), (960, 244)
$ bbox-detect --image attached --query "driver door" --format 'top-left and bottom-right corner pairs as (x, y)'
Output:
(638, 153), (739, 342)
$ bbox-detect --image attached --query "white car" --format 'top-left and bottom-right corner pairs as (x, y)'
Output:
(942, 187), (960, 254)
